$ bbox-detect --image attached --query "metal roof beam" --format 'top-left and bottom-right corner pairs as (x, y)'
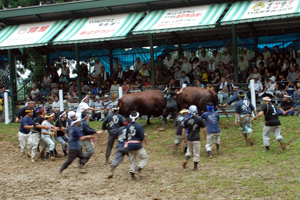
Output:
(105, 7), (112, 13)
(143, 2), (151, 10)
(33, 14), (41, 21)
(0, 0), (161, 19)
(68, 11), (76, 18)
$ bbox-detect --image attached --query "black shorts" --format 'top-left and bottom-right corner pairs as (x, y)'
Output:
(163, 106), (178, 116)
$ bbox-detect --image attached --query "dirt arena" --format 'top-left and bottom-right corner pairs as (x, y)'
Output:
(0, 118), (300, 199)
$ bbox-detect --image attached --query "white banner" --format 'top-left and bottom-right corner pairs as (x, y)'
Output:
(0, 21), (57, 47)
(69, 14), (131, 41)
(151, 5), (211, 30)
(241, 0), (299, 20)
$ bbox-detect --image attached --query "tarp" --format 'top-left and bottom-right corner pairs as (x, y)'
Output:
(0, 20), (69, 50)
(221, 0), (300, 25)
(133, 3), (228, 35)
(53, 12), (144, 45)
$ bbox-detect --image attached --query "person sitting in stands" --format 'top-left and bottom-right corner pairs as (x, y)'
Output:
(91, 84), (99, 98)
(277, 95), (294, 116)
(195, 79), (204, 88)
(206, 82), (214, 91)
(110, 80), (120, 97)
(59, 74), (69, 84)
(68, 82), (78, 99)
(51, 83), (59, 96)
(180, 71), (190, 85)
(100, 84), (110, 96)
(136, 64), (149, 83)
(144, 77), (152, 89)
(130, 80), (141, 91)
(122, 80), (129, 93)
(193, 66), (201, 80)
(40, 84), (50, 98)
(42, 72), (52, 88)
(201, 68), (208, 83)
(218, 77), (228, 104)
(30, 85), (40, 101)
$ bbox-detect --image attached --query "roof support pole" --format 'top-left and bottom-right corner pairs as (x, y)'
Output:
(8, 49), (16, 120)
(75, 43), (82, 101)
(149, 33), (156, 89)
(109, 44), (113, 76)
(232, 24), (238, 83)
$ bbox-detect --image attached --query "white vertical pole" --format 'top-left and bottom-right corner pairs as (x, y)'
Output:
(118, 87), (123, 98)
(59, 89), (64, 111)
(182, 84), (187, 88)
(250, 79), (256, 110)
(4, 92), (10, 124)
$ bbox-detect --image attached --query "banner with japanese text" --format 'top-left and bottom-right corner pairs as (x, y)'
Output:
(54, 12), (144, 44)
(222, 0), (300, 25)
(133, 4), (227, 34)
(0, 20), (69, 50)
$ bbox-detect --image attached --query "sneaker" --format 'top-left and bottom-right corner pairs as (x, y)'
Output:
(280, 142), (286, 150)
(183, 161), (187, 169)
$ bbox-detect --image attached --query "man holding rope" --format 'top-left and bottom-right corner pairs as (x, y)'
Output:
(235, 91), (256, 145)
(251, 96), (286, 151)
(76, 95), (101, 120)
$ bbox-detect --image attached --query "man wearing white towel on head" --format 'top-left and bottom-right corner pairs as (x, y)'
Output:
(76, 95), (101, 120)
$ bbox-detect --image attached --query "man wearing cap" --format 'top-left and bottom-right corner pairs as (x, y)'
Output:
(76, 95), (101, 120)
(15, 101), (37, 123)
(248, 74), (263, 99)
(108, 118), (132, 179)
(235, 91), (256, 145)
(238, 54), (249, 81)
(159, 87), (183, 131)
(252, 97), (286, 151)
(221, 48), (232, 66)
(277, 95), (294, 116)
(59, 118), (95, 173)
(81, 112), (102, 167)
(41, 113), (56, 160)
(201, 102), (221, 159)
(242, 48), (252, 63)
(18, 109), (34, 157)
(182, 105), (206, 171)
(174, 109), (190, 150)
(102, 105), (125, 164)
(55, 111), (69, 156)
(89, 57), (103, 80)
(126, 111), (148, 180)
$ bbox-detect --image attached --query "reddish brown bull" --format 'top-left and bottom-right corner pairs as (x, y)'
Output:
(176, 87), (227, 116)
(118, 90), (165, 124)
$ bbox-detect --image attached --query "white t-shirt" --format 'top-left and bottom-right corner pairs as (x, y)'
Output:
(221, 54), (232, 65)
(243, 53), (252, 62)
(181, 62), (192, 73)
(41, 121), (52, 138)
(199, 55), (209, 63)
(94, 62), (103, 75)
(238, 60), (249, 71)
(163, 58), (174, 69)
(94, 100), (103, 109)
(76, 102), (90, 119)
(52, 101), (60, 110)
(31, 88), (40, 95)
(110, 84), (120, 93)
(248, 81), (263, 91)
(134, 61), (144, 72)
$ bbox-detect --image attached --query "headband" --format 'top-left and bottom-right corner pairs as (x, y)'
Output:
(284, 95), (291, 98)
(112, 106), (120, 111)
(59, 111), (66, 119)
(45, 113), (54, 119)
(232, 84), (239, 89)
(70, 118), (81, 126)
(25, 109), (33, 113)
(238, 92), (246, 97)
(129, 112), (140, 121)
(36, 107), (45, 114)
(206, 105), (215, 112)
(263, 97), (271, 101)
(81, 95), (89, 102)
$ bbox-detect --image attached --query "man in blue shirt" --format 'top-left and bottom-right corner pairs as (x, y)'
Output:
(179, 71), (190, 85)
(126, 111), (148, 180)
(59, 118), (95, 173)
(102, 105), (125, 164)
(108, 118), (131, 179)
(81, 112), (102, 167)
(221, 84), (248, 107)
(201, 102), (221, 159)
(18, 109), (34, 157)
(235, 91), (256, 145)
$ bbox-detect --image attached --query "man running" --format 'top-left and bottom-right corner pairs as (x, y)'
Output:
(251, 96), (286, 151)
(159, 87), (183, 131)
(102, 105), (125, 164)
(182, 105), (206, 171)
(15, 101), (37, 122)
(18, 109), (34, 157)
(235, 91), (256, 145)
(41, 113), (56, 160)
(108, 118), (132, 179)
(127, 111), (148, 180)
(59, 118), (95, 174)
(222, 84), (248, 107)
(55, 111), (69, 156)
(201, 102), (221, 159)
(81, 112), (102, 168)
(174, 109), (189, 150)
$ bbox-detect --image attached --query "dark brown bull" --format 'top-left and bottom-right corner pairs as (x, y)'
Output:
(176, 87), (228, 116)
(118, 90), (165, 124)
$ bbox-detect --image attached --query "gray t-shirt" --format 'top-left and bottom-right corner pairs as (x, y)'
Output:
(41, 120), (51, 137)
